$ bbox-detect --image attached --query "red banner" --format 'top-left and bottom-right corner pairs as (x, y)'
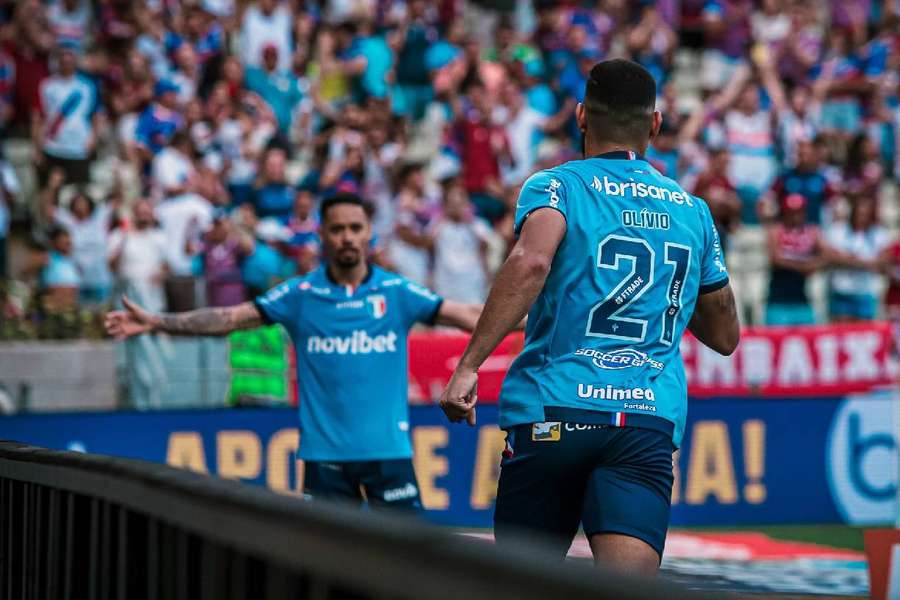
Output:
(407, 322), (896, 402)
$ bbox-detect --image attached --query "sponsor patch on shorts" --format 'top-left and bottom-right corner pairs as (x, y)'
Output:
(532, 422), (561, 441)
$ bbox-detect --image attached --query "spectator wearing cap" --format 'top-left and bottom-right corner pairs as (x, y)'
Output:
(765, 193), (826, 325)
(245, 43), (305, 134)
(191, 209), (254, 308)
(764, 139), (837, 225)
(133, 79), (184, 167)
(32, 41), (102, 186)
(239, 0), (293, 72)
(825, 196), (891, 322)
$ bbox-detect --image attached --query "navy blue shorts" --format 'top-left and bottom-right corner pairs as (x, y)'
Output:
(494, 422), (675, 560)
(303, 459), (422, 511)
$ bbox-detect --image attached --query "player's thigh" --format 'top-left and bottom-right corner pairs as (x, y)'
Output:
(359, 459), (422, 511)
(303, 461), (364, 504)
(581, 428), (674, 565)
(494, 424), (591, 558)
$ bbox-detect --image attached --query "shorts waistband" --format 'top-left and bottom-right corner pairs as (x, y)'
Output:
(542, 406), (674, 438)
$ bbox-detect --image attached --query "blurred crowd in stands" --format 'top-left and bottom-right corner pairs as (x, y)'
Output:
(0, 0), (898, 340)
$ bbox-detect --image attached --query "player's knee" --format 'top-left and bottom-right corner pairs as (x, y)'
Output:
(588, 532), (661, 577)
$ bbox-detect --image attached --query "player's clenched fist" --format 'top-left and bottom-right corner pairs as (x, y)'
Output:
(440, 368), (478, 426)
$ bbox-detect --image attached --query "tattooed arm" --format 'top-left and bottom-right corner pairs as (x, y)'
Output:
(688, 284), (740, 356)
(105, 296), (265, 339)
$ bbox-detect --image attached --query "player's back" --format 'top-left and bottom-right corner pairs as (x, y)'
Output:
(501, 151), (729, 445)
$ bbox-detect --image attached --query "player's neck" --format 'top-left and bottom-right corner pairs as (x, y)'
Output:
(584, 140), (647, 158)
(326, 262), (370, 289)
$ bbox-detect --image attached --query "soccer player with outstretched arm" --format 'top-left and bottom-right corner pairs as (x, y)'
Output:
(107, 192), (484, 510)
(440, 60), (740, 575)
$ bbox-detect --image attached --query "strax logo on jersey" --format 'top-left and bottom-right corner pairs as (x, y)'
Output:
(532, 422), (561, 441)
(366, 294), (387, 319)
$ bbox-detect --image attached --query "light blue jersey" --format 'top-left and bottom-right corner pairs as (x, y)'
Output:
(255, 265), (443, 461)
(502, 151), (729, 446)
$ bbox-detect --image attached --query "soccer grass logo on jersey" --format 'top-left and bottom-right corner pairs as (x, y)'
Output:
(574, 347), (664, 370)
(532, 422), (561, 442)
(366, 294), (387, 319)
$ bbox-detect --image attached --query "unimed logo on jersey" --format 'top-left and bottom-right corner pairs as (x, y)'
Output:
(307, 330), (398, 355)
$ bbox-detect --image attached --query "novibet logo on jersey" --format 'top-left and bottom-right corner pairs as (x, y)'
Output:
(307, 330), (399, 355)
(592, 175), (694, 207)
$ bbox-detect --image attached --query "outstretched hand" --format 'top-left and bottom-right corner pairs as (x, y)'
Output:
(439, 368), (478, 426)
(104, 296), (158, 340)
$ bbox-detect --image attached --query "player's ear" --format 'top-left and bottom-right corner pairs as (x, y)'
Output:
(575, 102), (587, 133)
(649, 110), (662, 141)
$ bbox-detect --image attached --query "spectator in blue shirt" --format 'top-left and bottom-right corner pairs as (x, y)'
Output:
(245, 44), (304, 133)
(133, 79), (184, 167)
(250, 147), (294, 224)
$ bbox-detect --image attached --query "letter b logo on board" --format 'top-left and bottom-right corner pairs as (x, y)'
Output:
(828, 393), (897, 524)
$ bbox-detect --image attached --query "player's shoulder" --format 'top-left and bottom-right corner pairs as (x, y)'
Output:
(371, 266), (440, 300)
(267, 269), (329, 299)
(521, 161), (582, 190)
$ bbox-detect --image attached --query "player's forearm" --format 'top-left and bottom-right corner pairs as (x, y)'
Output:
(689, 285), (740, 356)
(457, 250), (549, 371)
(152, 302), (264, 336)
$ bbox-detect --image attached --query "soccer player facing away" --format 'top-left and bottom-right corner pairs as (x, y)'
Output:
(107, 193), (484, 509)
(440, 60), (740, 575)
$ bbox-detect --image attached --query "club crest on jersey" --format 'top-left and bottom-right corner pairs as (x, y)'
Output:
(366, 294), (387, 319)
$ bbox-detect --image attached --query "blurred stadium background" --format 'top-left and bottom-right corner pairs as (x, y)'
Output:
(1, 0), (899, 597)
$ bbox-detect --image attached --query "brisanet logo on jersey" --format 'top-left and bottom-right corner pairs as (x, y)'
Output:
(307, 330), (398, 355)
(827, 392), (897, 524)
(575, 347), (664, 370)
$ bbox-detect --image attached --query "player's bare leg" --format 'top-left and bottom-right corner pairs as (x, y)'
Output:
(588, 532), (660, 576)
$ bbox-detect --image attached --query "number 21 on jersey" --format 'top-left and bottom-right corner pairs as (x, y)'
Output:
(586, 234), (691, 346)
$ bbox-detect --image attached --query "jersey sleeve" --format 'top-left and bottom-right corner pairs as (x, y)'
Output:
(514, 169), (567, 237)
(697, 198), (730, 294)
(254, 278), (303, 325)
(397, 280), (443, 328)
